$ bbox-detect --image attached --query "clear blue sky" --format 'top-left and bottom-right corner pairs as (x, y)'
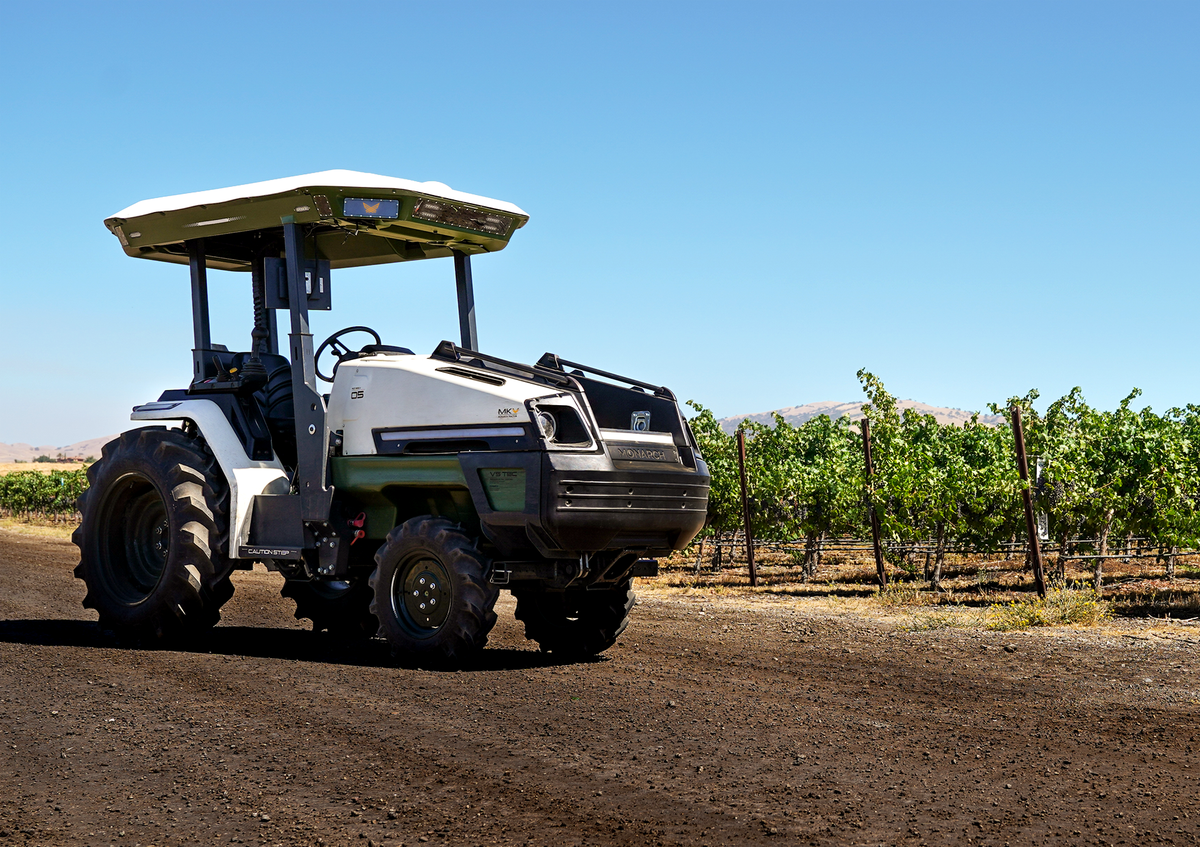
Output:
(1, 1), (1197, 447)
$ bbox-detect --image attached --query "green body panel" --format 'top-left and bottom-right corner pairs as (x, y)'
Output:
(106, 182), (528, 272)
(331, 455), (478, 539)
(479, 468), (527, 512)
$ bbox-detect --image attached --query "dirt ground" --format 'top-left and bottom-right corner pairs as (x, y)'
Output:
(1, 527), (1198, 847)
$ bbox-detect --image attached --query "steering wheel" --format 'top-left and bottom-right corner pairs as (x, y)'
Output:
(315, 326), (382, 382)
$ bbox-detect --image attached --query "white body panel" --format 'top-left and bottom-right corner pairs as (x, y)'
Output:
(130, 400), (289, 557)
(327, 354), (561, 455)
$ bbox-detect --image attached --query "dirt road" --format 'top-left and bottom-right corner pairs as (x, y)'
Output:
(0, 528), (1197, 846)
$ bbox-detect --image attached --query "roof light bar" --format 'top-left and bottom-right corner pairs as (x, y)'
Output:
(412, 199), (512, 236)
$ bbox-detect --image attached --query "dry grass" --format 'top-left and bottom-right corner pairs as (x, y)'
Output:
(1108, 585), (1200, 619)
(905, 605), (986, 631)
(0, 517), (77, 541)
(875, 582), (927, 607)
(653, 543), (1200, 632)
(0, 462), (88, 475)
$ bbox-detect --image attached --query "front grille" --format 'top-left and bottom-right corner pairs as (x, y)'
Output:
(554, 477), (709, 514)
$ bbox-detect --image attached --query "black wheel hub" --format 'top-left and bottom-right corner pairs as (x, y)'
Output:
(100, 476), (169, 605)
(393, 558), (451, 634)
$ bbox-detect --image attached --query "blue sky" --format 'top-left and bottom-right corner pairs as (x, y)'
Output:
(1, 1), (1196, 446)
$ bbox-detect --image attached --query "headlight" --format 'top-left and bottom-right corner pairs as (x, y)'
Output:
(527, 400), (593, 448)
(535, 411), (557, 441)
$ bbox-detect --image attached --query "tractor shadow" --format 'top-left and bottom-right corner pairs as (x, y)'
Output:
(0, 618), (597, 672)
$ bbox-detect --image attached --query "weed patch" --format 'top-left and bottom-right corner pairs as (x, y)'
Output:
(905, 606), (984, 631)
(875, 582), (927, 607)
(986, 589), (1110, 631)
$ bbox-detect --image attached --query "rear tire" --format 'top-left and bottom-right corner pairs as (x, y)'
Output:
(261, 364), (296, 469)
(513, 580), (635, 656)
(369, 517), (498, 663)
(282, 577), (378, 639)
(72, 427), (233, 643)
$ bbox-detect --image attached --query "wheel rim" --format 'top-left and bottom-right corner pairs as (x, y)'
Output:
(98, 474), (169, 605)
(390, 554), (452, 638)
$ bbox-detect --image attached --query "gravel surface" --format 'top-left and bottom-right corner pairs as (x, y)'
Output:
(1, 527), (1198, 846)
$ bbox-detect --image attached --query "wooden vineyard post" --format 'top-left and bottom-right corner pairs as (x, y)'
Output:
(736, 428), (758, 587)
(861, 418), (888, 588)
(1009, 405), (1047, 599)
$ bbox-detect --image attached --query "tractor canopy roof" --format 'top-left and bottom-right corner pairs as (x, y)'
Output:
(104, 170), (530, 272)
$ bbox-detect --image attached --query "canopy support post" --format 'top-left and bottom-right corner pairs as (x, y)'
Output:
(283, 220), (333, 524)
(187, 239), (212, 382)
(453, 251), (478, 351)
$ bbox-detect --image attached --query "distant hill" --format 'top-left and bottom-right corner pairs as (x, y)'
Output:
(0, 435), (118, 463)
(716, 400), (1004, 434)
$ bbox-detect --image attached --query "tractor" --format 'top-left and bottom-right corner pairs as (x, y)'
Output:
(74, 170), (710, 662)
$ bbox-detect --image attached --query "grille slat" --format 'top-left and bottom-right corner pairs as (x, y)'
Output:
(551, 471), (710, 516)
(557, 478), (709, 491)
(561, 492), (697, 501)
(556, 505), (709, 513)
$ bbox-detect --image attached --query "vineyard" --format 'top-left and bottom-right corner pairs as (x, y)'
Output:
(5, 372), (1200, 596)
(0, 469), (88, 520)
(686, 370), (1200, 594)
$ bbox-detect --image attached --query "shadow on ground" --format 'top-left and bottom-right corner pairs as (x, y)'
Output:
(0, 618), (592, 672)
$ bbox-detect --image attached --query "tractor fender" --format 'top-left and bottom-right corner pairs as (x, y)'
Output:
(131, 399), (290, 557)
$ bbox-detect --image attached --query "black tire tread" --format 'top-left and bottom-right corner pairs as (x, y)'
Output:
(369, 517), (499, 662)
(72, 427), (234, 642)
(281, 578), (379, 639)
(514, 580), (636, 656)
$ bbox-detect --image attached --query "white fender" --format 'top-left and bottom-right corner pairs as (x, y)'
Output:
(131, 399), (289, 558)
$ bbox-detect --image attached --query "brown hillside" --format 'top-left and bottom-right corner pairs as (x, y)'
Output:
(0, 435), (119, 464)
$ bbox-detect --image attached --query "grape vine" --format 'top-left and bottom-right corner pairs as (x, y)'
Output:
(0, 469), (88, 517)
(690, 373), (1200, 587)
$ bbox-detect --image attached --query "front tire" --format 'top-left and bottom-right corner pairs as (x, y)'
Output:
(369, 517), (498, 662)
(72, 427), (233, 642)
(514, 579), (635, 656)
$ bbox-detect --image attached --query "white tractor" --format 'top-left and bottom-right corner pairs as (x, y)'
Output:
(74, 171), (710, 662)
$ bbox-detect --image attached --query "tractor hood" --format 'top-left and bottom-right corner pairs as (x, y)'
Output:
(103, 170), (530, 272)
(327, 351), (578, 457)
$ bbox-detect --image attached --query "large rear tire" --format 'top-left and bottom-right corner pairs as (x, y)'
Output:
(282, 577), (378, 639)
(72, 427), (233, 643)
(513, 580), (635, 656)
(369, 517), (498, 663)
